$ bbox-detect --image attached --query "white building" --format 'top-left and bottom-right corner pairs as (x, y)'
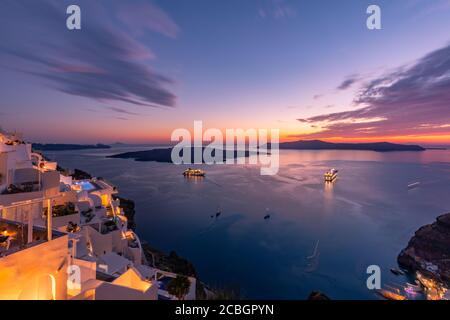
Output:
(0, 131), (196, 300)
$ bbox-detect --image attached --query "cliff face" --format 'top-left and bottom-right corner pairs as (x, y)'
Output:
(398, 213), (450, 285)
(70, 168), (92, 180)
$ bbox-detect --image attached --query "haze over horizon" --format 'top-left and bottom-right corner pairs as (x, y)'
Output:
(1, 0), (450, 145)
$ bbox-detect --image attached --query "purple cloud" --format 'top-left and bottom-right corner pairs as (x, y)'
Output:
(0, 0), (178, 108)
(114, 116), (129, 121)
(297, 43), (450, 138)
(337, 74), (360, 90)
(313, 94), (323, 100)
(106, 107), (140, 116)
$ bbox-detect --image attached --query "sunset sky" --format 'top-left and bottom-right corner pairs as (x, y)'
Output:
(1, 0), (450, 145)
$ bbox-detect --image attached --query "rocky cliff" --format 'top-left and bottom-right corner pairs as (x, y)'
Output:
(398, 213), (450, 285)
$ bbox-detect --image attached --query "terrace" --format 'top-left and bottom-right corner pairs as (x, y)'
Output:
(77, 201), (97, 224)
(101, 218), (119, 234)
(43, 202), (78, 218)
(0, 166), (58, 201)
(71, 179), (118, 211)
(72, 180), (99, 192)
(1, 182), (41, 195)
(72, 178), (117, 194)
(40, 202), (83, 233)
(0, 218), (65, 258)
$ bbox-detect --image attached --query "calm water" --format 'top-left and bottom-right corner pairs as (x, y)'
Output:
(45, 147), (450, 299)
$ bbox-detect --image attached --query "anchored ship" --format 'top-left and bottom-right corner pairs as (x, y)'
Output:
(183, 168), (205, 177)
(324, 168), (338, 182)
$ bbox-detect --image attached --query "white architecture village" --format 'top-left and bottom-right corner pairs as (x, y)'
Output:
(0, 131), (196, 300)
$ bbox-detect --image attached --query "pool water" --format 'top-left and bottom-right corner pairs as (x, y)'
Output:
(74, 180), (97, 192)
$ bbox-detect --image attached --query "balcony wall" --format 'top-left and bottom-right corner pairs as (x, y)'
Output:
(0, 153), (7, 189)
(67, 258), (97, 298)
(53, 213), (81, 231)
(84, 225), (113, 256)
(0, 190), (44, 207)
(0, 235), (69, 300)
(13, 167), (39, 185)
(41, 170), (60, 197)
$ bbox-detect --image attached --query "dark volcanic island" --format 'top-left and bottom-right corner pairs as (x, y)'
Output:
(398, 213), (450, 285)
(107, 147), (256, 162)
(33, 143), (111, 151)
(278, 140), (425, 152)
(108, 140), (425, 162)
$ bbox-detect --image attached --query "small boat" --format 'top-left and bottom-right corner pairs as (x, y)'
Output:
(324, 169), (338, 182)
(407, 182), (420, 189)
(264, 208), (271, 220)
(183, 168), (205, 177)
(390, 268), (405, 276)
(215, 207), (221, 218)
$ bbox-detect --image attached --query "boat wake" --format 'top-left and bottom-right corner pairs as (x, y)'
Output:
(307, 240), (320, 260)
(303, 240), (321, 273)
(204, 177), (222, 187)
(407, 181), (420, 190)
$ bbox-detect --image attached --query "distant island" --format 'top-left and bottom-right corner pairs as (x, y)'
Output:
(276, 140), (425, 152)
(33, 143), (111, 151)
(108, 141), (425, 162)
(108, 147), (254, 163)
(425, 147), (448, 150)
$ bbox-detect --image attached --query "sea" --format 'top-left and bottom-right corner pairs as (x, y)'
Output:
(43, 146), (450, 299)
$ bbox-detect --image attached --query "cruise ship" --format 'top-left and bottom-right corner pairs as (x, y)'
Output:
(324, 168), (338, 182)
(183, 168), (205, 177)
(0, 131), (196, 300)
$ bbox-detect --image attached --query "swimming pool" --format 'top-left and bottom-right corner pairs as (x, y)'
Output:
(74, 180), (97, 192)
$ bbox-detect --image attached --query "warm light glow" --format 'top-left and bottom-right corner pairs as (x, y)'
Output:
(282, 133), (450, 145)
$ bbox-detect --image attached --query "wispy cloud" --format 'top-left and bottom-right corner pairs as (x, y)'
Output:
(117, 1), (179, 38)
(406, 0), (450, 16)
(297, 43), (450, 139)
(313, 94), (323, 100)
(0, 0), (178, 108)
(258, 0), (296, 19)
(106, 106), (140, 116)
(337, 74), (360, 90)
(114, 116), (129, 121)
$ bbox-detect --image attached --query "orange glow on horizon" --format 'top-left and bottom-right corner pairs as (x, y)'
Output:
(25, 121), (450, 146)
(281, 133), (450, 145)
